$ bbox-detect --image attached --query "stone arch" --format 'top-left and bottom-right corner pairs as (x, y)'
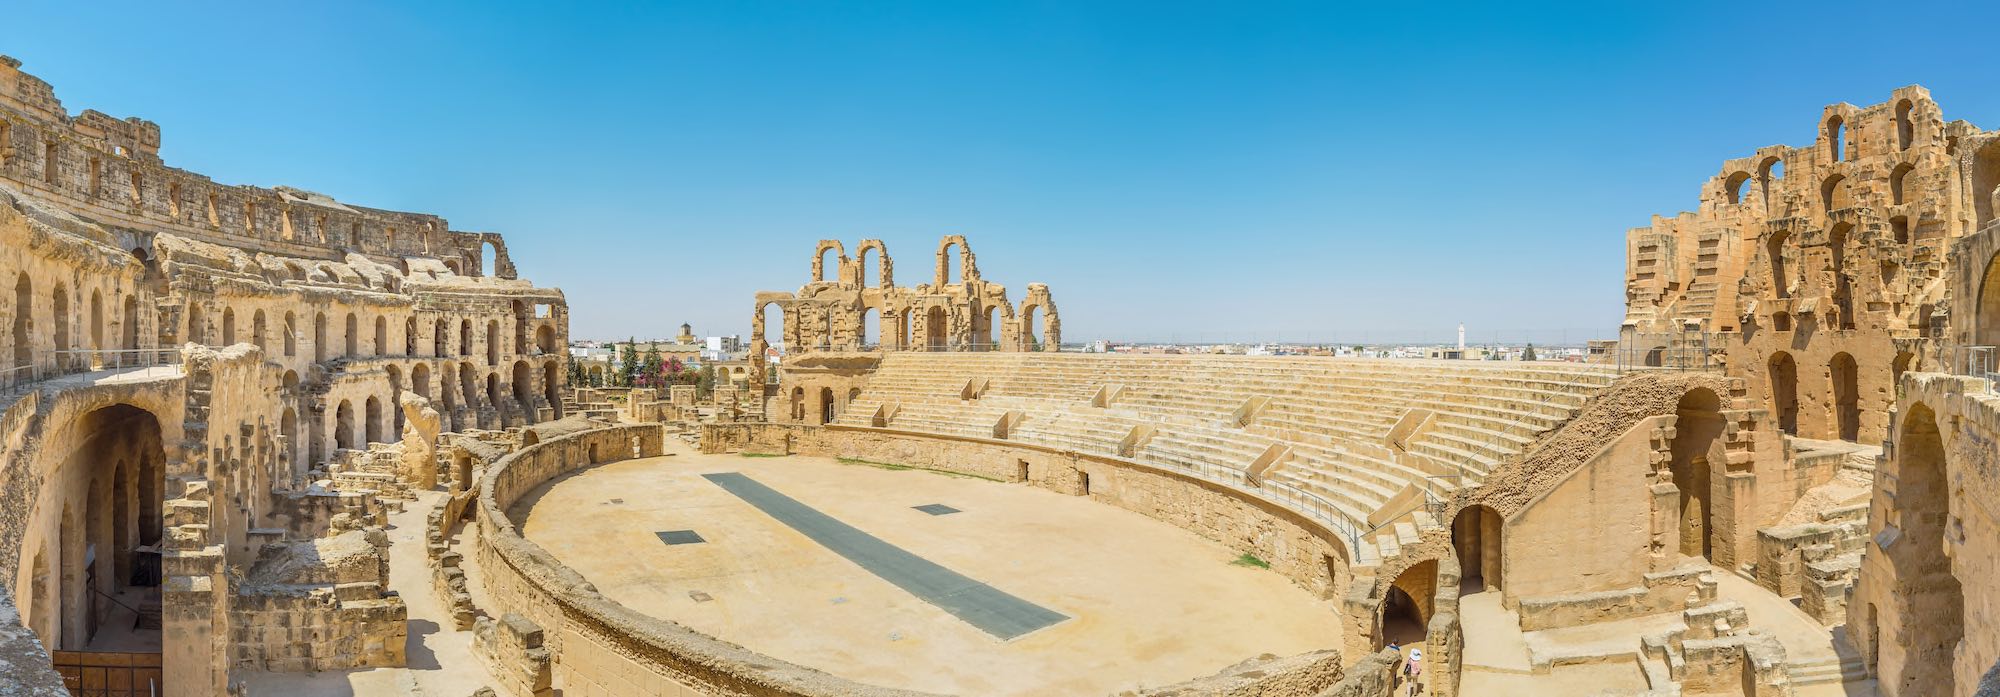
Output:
(460, 319), (473, 358)
(861, 306), (881, 349)
(1768, 352), (1799, 435)
(220, 306), (235, 346)
(1381, 559), (1438, 648)
(543, 360), (562, 419)
(790, 387), (805, 421)
(855, 239), (892, 287)
(513, 360), (533, 420)
(251, 309), (267, 354)
(412, 362), (432, 400)
(1895, 99), (1915, 151)
(434, 318), (449, 357)
(1888, 402), (1962, 697)
(1821, 173), (1849, 212)
(282, 311), (296, 357)
(405, 316), (418, 356)
(365, 396), (384, 444)
(1767, 230), (1791, 299)
(925, 306), (949, 351)
(819, 386), (835, 425)
(536, 325), (555, 354)
(1723, 171), (1752, 205)
(1890, 162), (1915, 205)
(12, 273), (29, 369)
(934, 235), (975, 287)
(1831, 352), (1860, 442)
(35, 404), (167, 651)
(812, 240), (847, 283)
(1826, 114), (1847, 163)
(1452, 504), (1503, 592)
(335, 400), (356, 450)
(374, 315), (388, 356)
(487, 319), (500, 365)
(1671, 387), (1725, 561)
(512, 299), (528, 353)
(1758, 156), (1784, 212)
(313, 312), (328, 362)
(344, 312), (358, 357)
(121, 294), (139, 351)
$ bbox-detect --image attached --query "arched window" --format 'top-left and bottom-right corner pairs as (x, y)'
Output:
(1767, 231), (1791, 299)
(1831, 353), (1860, 441)
(221, 307), (236, 346)
(1826, 115), (1846, 162)
(1889, 163), (1913, 206)
(1821, 174), (1848, 211)
(1895, 99), (1914, 151)
(283, 312), (296, 357)
(1767, 352), (1798, 435)
(1723, 171), (1752, 205)
(374, 316), (388, 356)
(344, 313), (359, 357)
(1758, 157), (1784, 213)
(252, 310), (267, 353)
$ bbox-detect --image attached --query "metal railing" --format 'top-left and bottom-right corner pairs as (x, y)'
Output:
(2, 348), (182, 394)
(1614, 329), (1720, 374)
(1951, 345), (1998, 394)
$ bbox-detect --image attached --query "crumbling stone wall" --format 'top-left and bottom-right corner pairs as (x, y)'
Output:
(1623, 87), (2000, 444)
(749, 236), (1061, 385)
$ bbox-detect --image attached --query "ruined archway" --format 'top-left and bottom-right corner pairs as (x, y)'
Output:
(543, 360), (561, 419)
(1671, 388), (1725, 561)
(513, 360), (533, 420)
(790, 387), (805, 421)
(1889, 403), (1963, 697)
(364, 396), (384, 444)
(1452, 505), (1503, 592)
(925, 306), (948, 351)
(1767, 230), (1791, 299)
(335, 400), (356, 450)
(1768, 352), (1798, 435)
(1831, 352), (1860, 442)
(374, 315), (388, 356)
(344, 312), (358, 357)
(313, 312), (327, 362)
(1978, 250), (2000, 348)
(23, 405), (168, 654)
(1381, 559), (1437, 649)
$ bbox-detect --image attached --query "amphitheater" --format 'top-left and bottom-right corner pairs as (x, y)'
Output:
(1, 54), (1998, 697)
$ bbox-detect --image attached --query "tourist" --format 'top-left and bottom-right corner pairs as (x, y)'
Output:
(1405, 648), (1423, 695)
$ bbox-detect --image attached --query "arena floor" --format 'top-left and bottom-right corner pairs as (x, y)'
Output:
(512, 446), (1345, 696)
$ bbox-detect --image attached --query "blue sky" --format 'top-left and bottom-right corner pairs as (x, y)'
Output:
(5, 2), (1997, 345)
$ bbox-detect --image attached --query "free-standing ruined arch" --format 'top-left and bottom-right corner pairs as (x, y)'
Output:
(934, 235), (978, 287)
(811, 240), (847, 284)
(855, 239), (893, 288)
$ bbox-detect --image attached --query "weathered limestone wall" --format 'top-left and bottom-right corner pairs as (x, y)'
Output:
(1502, 414), (1664, 602)
(1849, 373), (2000, 696)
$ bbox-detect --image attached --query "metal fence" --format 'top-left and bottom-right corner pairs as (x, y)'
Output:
(1614, 329), (1720, 374)
(1950, 345), (1998, 394)
(2, 348), (182, 395)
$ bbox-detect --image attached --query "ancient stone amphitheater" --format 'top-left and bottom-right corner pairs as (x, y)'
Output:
(3, 54), (1998, 697)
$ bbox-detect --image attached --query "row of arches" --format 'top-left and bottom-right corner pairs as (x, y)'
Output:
(305, 357), (563, 467)
(1766, 350), (1903, 442)
(811, 237), (979, 289)
(759, 299), (1057, 353)
(183, 303), (557, 365)
(10, 272), (147, 375)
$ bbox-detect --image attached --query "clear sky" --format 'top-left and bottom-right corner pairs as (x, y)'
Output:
(5, 1), (1997, 345)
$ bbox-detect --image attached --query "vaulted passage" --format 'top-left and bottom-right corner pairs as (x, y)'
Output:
(1670, 389), (1724, 561)
(1889, 405), (1962, 697)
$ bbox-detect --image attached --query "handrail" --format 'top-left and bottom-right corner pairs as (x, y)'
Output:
(2, 348), (182, 395)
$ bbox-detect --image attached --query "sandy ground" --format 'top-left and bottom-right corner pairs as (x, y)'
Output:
(237, 489), (495, 696)
(514, 447), (1344, 696)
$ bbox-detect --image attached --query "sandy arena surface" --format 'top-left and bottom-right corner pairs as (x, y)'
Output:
(514, 447), (1345, 696)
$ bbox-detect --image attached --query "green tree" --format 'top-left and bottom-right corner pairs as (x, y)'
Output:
(617, 338), (639, 387)
(1523, 343), (1538, 361)
(641, 346), (665, 388)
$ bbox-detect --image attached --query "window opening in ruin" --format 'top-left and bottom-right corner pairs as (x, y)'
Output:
(485, 373), (501, 413)
(1757, 157), (1783, 213)
(982, 306), (999, 351)
(336, 400), (356, 450)
(1895, 100), (1914, 151)
(1381, 561), (1436, 648)
(282, 209), (296, 241)
(925, 306), (948, 351)
(1767, 231), (1790, 299)
(252, 311), (267, 354)
(1820, 174), (1847, 211)
(817, 246), (836, 283)
(790, 387), (804, 421)
(1453, 505), (1503, 592)
(405, 317), (418, 356)
(460, 320), (473, 357)
(350, 223), (361, 248)
(1078, 471), (1091, 496)
(1826, 116), (1845, 162)
(481, 241), (498, 277)
(762, 304), (785, 352)
(280, 408), (299, 481)
(1974, 141), (2000, 229)
(244, 201), (257, 236)
(365, 396), (384, 444)
(129, 171), (142, 204)
(819, 387), (835, 424)
(1890, 164), (1913, 206)
(206, 192), (219, 227)
(51, 285), (70, 358)
(1024, 305), (1044, 352)
(43, 142), (58, 184)
(221, 307), (235, 346)
(487, 320), (500, 364)
(536, 325), (555, 354)
(861, 307), (880, 350)
(167, 182), (180, 219)
(386, 227), (398, 251)
(344, 313), (359, 357)
(87, 157), (101, 197)
(88, 291), (102, 354)
(512, 361), (532, 419)
(1768, 352), (1799, 435)
(1772, 312), (1792, 332)
(374, 316), (388, 356)
(860, 247), (877, 287)
(1724, 171), (1751, 205)
(543, 361), (561, 419)
(941, 242), (961, 286)
(1891, 217), (1910, 245)
(1831, 354), (1860, 441)
(434, 319), (449, 357)
(282, 312), (296, 357)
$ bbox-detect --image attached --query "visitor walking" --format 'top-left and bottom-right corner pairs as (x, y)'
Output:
(1405, 648), (1423, 696)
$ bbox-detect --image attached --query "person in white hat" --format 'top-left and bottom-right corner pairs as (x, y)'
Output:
(1404, 648), (1423, 695)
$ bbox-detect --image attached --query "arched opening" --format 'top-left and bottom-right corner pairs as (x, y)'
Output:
(1758, 157), (1784, 213)
(512, 300), (528, 353)
(335, 400), (356, 450)
(386, 365), (405, 435)
(1890, 163), (1914, 206)
(88, 290), (102, 356)
(819, 386), (835, 424)
(817, 246), (836, 283)
(926, 306), (948, 351)
(543, 361), (562, 419)
(52, 284), (69, 359)
(790, 387), (805, 421)
(374, 316), (388, 356)
(481, 241), (498, 278)
(859, 247), (877, 287)
(942, 242), (962, 286)
(1831, 222), (1855, 329)
(459, 362), (481, 411)
(220, 307), (235, 346)
(12, 274), (30, 369)
(861, 307), (880, 350)
(1892, 352), (1915, 390)
(1773, 312), (1793, 332)
(280, 407), (299, 481)
(343, 313), (358, 357)
(487, 320), (500, 364)
(895, 310), (911, 352)
(1724, 171), (1752, 205)
(535, 325), (555, 354)
(460, 320), (473, 358)
(121, 294), (139, 351)
(313, 313), (328, 362)
(1767, 231), (1791, 299)
(1381, 560), (1437, 649)
(251, 310), (267, 354)
(439, 364), (459, 430)
(1671, 388), (1724, 560)
(1768, 352), (1799, 435)
(284, 312), (298, 357)
(1821, 173), (1849, 212)
(405, 317), (417, 356)
(1892, 216), (1911, 246)
(412, 362), (432, 400)
(1974, 141), (2000, 230)
(1826, 115), (1846, 163)
(185, 303), (205, 346)
(760, 303), (785, 352)
(1452, 505), (1503, 592)
(364, 396), (384, 444)
(1891, 404), (1962, 697)
(1831, 353), (1860, 442)
(34, 405), (166, 656)
(513, 360), (533, 420)
(1895, 100), (1914, 151)
(485, 373), (501, 415)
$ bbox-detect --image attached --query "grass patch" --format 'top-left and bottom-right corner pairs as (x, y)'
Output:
(836, 457), (1005, 482)
(1231, 553), (1271, 569)
(738, 452), (784, 458)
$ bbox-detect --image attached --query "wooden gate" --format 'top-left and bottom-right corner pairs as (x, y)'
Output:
(51, 651), (162, 697)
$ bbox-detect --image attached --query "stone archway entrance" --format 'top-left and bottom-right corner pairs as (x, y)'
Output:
(1889, 404), (1963, 697)
(1452, 505), (1503, 592)
(1670, 388), (1725, 561)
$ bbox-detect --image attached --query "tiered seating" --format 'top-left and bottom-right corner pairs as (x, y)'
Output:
(835, 353), (1619, 566)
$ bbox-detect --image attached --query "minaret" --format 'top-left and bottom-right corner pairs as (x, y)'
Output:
(1457, 323), (1466, 352)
